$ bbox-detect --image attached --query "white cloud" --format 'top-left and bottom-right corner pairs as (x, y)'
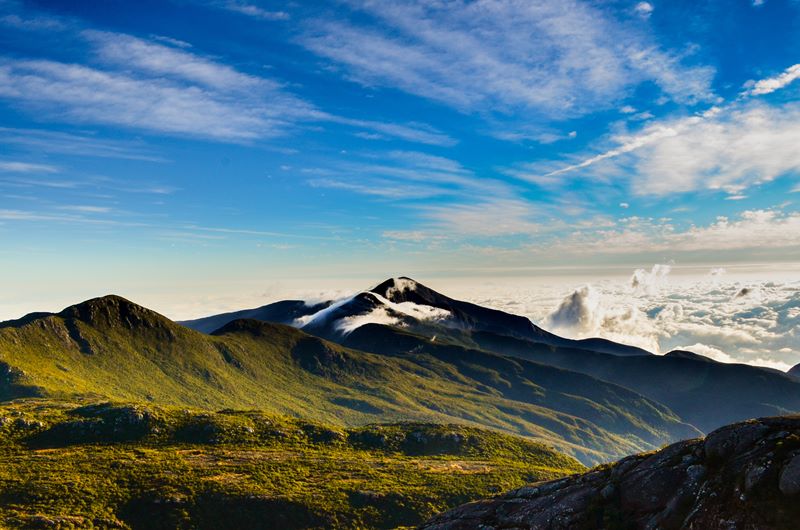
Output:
(419, 199), (541, 237)
(528, 98), (800, 196)
(83, 30), (268, 92)
(331, 118), (456, 146)
(531, 123), (682, 181)
(631, 263), (671, 294)
(0, 58), (306, 141)
(630, 102), (800, 195)
(631, 111), (654, 121)
(743, 63), (800, 96)
(0, 13), (65, 31)
(221, 2), (289, 20)
(308, 178), (443, 199)
(300, 1), (714, 118)
(528, 60), (800, 196)
(0, 31), (452, 145)
(461, 271), (800, 371)
(0, 161), (58, 173)
(0, 127), (164, 161)
(307, 149), (505, 203)
(57, 205), (112, 213)
(149, 34), (192, 49)
(634, 2), (654, 18)
(552, 208), (800, 255)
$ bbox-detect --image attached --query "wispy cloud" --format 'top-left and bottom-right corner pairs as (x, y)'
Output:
(83, 30), (269, 92)
(300, 1), (714, 118)
(419, 199), (542, 237)
(0, 127), (166, 161)
(307, 149), (507, 202)
(0, 161), (59, 173)
(57, 205), (112, 213)
(0, 30), (452, 146)
(219, 1), (289, 20)
(0, 58), (300, 141)
(331, 117), (456, 147)
(308, 178), (443, 199)
(0, 12), (65, 31)
(0, 208), (136, 225)
(743, 63), (800, 96)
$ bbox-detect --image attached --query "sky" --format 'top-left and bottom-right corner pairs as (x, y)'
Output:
(0, 0), (799, 357)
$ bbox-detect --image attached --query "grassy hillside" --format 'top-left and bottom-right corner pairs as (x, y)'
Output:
(0, 296), (697, 464)
(0, 399), (585, 529)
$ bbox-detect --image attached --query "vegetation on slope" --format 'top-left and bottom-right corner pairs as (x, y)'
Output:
(0, 399), (584, 529)
(0, 296), (697, 464)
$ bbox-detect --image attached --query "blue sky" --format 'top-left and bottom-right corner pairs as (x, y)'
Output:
(1, 0), (799, 318)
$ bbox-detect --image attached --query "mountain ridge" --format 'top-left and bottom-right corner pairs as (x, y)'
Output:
(182, 277), (654, 357)
(0, 294), (696, 464)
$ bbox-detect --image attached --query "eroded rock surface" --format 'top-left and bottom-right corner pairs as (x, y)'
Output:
(421, 416), (800, 530)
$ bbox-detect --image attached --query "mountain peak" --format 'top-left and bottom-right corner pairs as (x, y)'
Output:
(369, 276), (451, 307)
(58, 295), (171, 330)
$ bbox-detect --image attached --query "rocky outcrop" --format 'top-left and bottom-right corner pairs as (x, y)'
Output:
(421, 415), (800, 530)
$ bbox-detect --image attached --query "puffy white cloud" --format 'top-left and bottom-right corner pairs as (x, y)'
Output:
(459, 271), (800, 371)
(634, 2), (654, 18)
(631, 102), (800, 195)
(631, 263), (671, 294)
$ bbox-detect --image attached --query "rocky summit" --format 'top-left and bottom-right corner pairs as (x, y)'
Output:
(421, 415), (800, 530)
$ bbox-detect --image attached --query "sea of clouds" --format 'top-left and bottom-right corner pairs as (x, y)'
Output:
(453, 266), (800, 371)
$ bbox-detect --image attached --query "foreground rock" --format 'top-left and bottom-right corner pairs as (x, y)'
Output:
(421, 415), (800, 530)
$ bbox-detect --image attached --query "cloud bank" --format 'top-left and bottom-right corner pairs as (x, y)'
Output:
(462, 269), (800, 371)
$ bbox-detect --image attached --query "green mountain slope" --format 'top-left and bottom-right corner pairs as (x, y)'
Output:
(0, 399), (585, 529)
(0, 295), (696, 464)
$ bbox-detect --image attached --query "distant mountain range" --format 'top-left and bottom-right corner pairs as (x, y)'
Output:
(183, 277), (800, 434)
(3, 277), (800, 466)
(181, 276), (652, 357)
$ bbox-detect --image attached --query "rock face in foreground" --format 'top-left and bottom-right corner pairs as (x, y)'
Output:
(421, 416), (800, 530)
